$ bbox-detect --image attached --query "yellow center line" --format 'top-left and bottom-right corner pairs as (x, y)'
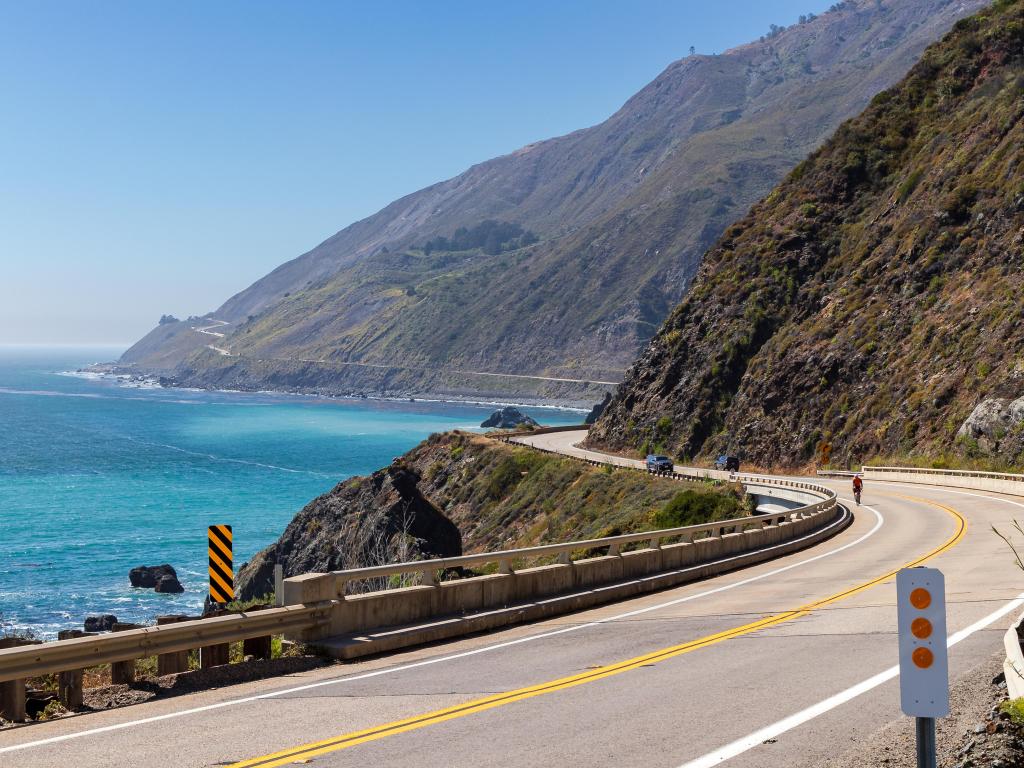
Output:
(229, 492), (966, 768)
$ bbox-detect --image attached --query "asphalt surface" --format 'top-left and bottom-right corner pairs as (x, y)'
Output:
(2, 430), (1022, 768)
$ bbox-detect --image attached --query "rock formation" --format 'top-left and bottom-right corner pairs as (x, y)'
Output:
(480, 407), (539, 429)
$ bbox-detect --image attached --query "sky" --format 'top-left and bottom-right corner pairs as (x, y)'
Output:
(0, 0), (831, 345)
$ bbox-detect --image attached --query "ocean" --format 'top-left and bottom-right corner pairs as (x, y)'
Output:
(0, 346), (583, 638)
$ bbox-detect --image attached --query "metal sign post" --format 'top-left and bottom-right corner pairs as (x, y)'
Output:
(897, 567), (949, 768)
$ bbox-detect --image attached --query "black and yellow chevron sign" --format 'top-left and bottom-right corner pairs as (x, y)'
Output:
(208, 524), (234, 603)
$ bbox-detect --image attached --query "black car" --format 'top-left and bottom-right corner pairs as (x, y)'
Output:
(715, 455), (741, 472)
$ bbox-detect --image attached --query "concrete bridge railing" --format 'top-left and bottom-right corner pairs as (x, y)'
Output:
(282, 477), (842, 659)
(863, 465), (1024, 496)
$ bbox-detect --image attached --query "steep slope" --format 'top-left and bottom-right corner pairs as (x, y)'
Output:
(590, 0), (1024, 469)
(122, 0), (986, 399)
(235, 431), (748, 599)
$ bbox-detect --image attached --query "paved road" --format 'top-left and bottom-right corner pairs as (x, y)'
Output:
(2, 431), (1023, 768)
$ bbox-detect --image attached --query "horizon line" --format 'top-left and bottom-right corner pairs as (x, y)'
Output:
(0, 342), (130, 348)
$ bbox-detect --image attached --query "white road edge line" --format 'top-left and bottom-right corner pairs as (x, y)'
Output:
(0, 502), (880, 754)
(676, 483), (1024, 768)
(677, 591), (1024, 768)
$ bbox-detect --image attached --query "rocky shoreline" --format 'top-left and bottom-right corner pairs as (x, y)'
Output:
(79, 361), (600, 412)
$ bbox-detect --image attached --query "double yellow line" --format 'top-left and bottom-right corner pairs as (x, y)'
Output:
(230, 493), (966, 768)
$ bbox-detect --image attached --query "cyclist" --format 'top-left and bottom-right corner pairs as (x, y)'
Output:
(852, 474), (864, 505)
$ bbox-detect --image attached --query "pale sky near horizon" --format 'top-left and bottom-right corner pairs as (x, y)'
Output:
(1, 0), (831, 345)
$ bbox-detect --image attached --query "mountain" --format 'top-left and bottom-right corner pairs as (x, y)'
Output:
(589, 0), (1024, 469)
(121, 0), (986, 405)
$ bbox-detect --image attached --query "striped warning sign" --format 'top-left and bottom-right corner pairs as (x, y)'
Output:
(208, 524), (234, 603)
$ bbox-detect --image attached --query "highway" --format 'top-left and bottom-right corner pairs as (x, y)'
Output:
(2, 430), (1023, 767)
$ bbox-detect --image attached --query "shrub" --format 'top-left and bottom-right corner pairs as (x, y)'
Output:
(652, 489), (739, 529)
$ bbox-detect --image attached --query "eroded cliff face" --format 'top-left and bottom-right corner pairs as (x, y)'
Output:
(590, 1), (1024, 470)
(236, 432), (744, 599)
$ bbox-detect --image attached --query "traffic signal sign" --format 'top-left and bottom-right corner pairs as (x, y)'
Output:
(897, 567), (949, 717)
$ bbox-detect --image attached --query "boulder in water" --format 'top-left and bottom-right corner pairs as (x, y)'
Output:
(480, 407), (539, 429)
(154, 574), (185, 594)
(129, 564), (178, 588)
(83, 614), (118, 632)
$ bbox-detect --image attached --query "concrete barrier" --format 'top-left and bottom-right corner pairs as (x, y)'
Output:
(863, 466), (1024, 497)
(284, 480), (844, 659)
(1005, 609), (1024, 699)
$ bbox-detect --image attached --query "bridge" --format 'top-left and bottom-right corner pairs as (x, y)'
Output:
(2, 429), (1023, 767)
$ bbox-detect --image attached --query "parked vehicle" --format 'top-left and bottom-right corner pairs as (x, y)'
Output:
(646, 454), (673, 472)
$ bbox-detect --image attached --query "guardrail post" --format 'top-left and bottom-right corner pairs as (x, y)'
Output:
(0, 637), (29, 721)
(648, 537), (660, 550)
(156, 615), (192, 675)
(0, 677), (26, 722)
(499, 559), (513, 575)
(421, 569), (439, 587)
(55, 629), (93, 710)
(200, 641), (231, 669)
(110, 622), (145, 684)
(58, 668), (84, 711)
(557, 551), (571, 565)
(241, 606), (273, 661)
(607, 543), (620, 556)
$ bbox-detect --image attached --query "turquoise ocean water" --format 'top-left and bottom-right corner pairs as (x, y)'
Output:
(0, 346), (582, 638)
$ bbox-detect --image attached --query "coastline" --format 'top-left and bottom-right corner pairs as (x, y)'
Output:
(4, 350), (590, 640)
(73, 362), (597, 413)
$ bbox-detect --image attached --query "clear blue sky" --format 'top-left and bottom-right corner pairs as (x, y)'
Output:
(0, 0), (830, 345)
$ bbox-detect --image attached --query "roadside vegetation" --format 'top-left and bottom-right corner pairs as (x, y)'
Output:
(406, 432), (750, 551)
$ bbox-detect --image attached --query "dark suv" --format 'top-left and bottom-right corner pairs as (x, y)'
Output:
(645, 454), (673, 472)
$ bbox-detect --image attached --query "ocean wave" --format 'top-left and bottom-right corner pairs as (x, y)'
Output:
(122, 435), (335, 479)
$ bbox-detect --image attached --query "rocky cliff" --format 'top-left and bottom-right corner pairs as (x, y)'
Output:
(590, 0), (1024, 470)
(236, 432), (747, 599)
(121, 0), (984, 403)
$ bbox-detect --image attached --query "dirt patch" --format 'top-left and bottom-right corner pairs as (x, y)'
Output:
(825, 651), (1024, 767)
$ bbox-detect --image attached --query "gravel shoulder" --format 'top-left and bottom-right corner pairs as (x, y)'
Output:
(826, 650), (1023, 767)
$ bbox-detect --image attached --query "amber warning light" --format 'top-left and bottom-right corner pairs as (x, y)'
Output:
(897, 567), (949, 717)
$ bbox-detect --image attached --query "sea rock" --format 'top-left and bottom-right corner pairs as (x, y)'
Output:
(129, 564), (178, 589)
(154, 574), (185, 594)
(83, 615), (118, 632)
(958, 397), (1024, 452)
(480, 407), (539, 430)
(585, 393), (613, 425)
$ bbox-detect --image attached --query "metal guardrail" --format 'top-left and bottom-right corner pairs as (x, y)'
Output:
(327, 499), (835, 595)
(0, 604), (330, 684)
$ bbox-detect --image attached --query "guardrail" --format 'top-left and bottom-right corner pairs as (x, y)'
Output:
(863, 466), (1024, 496)
(322, 504), (833, 597)
(0, 604), (332, 721)
(283, 466), (841, 659)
